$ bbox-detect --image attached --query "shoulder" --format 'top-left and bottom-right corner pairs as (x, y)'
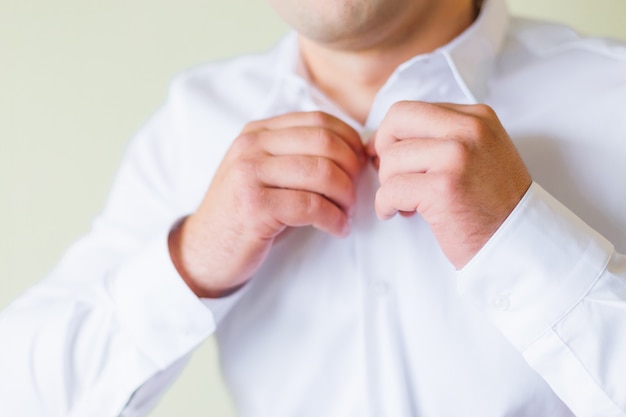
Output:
(507, 17), (626, 60)
(165, 35), (294, 123)
(491, 18), (626, 124)
(498, 17), (626, 86)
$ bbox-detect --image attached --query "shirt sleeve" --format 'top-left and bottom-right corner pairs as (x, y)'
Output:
(459, 182), (626, 417)
(0, 100), (238, 416)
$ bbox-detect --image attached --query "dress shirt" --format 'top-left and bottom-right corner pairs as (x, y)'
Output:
(1, 0), (626, 416)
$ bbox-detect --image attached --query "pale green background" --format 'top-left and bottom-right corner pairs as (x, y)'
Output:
(1, 1), (625, 416)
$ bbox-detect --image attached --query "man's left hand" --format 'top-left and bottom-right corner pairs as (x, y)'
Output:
(372, 101), (532, 269)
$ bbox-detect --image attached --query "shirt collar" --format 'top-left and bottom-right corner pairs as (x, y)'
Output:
(387, 0), (509, 103)
(440, 0), (509, 102)
(261, 0), (509, 116)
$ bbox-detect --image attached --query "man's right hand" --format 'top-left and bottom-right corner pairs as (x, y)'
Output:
(168, 111), (366, 298)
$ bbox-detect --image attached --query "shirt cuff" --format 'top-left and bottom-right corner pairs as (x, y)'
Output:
(458, 182), (614, 350)
(200, 288), (247, 325)
(107, 232), (217, 368)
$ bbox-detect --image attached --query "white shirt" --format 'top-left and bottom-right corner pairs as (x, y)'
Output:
(1, 0), (626, 416)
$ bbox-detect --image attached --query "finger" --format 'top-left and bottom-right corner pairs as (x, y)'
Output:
(254, 127), (364, 181)
(375, 172), (433, 220)
(434, 102), (498, 120)
(242, 111), (365, 160)
(376, 101), (489, 154)
(256, 155), (356, 214)
(377, 138), (467, 183)
(261, 188), (349, 237)
(365, 133), (377, 157)
(365, 132), (380, 169)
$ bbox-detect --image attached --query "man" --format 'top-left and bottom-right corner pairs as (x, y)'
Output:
(1, 0), (625, 415)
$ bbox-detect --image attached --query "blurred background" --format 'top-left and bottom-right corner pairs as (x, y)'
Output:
(1, 0), (625, 415)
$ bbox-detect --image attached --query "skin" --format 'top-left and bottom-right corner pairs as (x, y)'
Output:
(169, 112), (366, 297)
(294, 0), (476, 123)
(169, 0), (531, 297)
(371, 101), (530, 268)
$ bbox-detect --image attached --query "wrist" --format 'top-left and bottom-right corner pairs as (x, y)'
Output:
(167, 216), (245, 298)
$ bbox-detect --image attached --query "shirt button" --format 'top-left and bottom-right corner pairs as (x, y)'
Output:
(370, 281), (390, 297)
(491, 293), (510, 311)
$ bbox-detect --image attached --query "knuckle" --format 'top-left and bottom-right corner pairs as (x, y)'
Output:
(309, 111), (331, 126)
(374, 136), (392, 157)
(462, 114), (490, 139)
(389, 100), (412, 114)
(304, 192), (323, 216)
(313, 157), (335, 182)
(388, 101), (403, 114)
(344, 154), (362, 180)
(383, 102), (405, 127)
(316, 128), (336, 153)
(230, 158), (259, 183)
(445, 140), (471, 169)
(242, 119), (263, 134)
(473, 103), (497, 119)
(231, 132), (258, 155)
(436, 172), (463, 197)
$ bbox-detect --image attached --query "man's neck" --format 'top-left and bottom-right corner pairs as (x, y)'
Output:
(298, 3), (476, 125)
